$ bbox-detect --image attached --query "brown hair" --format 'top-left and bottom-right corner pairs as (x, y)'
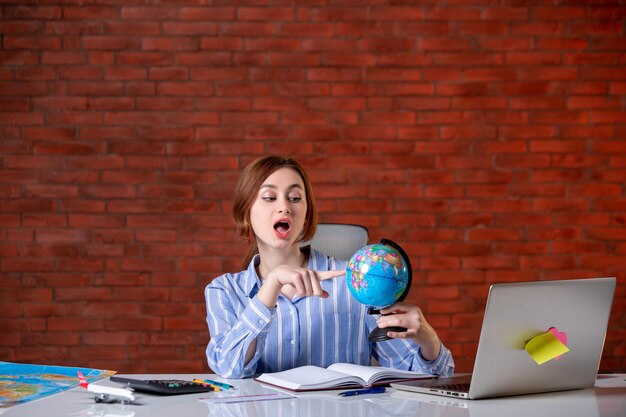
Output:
(233, 155), (318, 267)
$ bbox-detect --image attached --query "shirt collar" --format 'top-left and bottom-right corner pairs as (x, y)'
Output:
(244, 254), (263, 298)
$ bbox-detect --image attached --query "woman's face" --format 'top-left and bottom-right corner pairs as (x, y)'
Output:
(249, 167), (308, 250)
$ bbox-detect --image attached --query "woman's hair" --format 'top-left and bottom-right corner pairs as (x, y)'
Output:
(233, 155), (318, 267)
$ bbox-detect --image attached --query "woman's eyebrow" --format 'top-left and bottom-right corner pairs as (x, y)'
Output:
(259, 183), (303, 190)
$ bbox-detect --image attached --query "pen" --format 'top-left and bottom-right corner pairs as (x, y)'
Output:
(203, 379), (236, 390)
(338, 386), (386, 397)
(193, 378), (220, 391)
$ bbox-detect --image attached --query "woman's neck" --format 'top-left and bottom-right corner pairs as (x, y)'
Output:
(256, 245), (307, 280)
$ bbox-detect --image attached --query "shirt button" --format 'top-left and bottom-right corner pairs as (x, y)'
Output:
(258, 319), (265, 324)
(290, 340), (295, 345)
(289, 311), (294, 316)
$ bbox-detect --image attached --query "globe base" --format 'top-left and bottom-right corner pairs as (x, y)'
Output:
(367, 326), (407, 342)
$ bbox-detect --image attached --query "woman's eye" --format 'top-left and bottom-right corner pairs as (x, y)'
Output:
(261, 196), (276, 202)
(288, 196), (302, 203)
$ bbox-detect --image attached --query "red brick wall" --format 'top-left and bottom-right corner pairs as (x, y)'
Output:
(1, 2), (625, 373)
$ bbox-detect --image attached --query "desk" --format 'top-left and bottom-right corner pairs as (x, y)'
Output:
(2, 373), (625, 417)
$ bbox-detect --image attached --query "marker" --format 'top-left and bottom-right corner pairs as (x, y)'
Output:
(193, 378), (220, 391)
(203, 379), (236, 390)
(338, 386), (386, 397)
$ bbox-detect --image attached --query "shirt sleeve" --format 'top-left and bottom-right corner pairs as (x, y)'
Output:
(368, 315), (455, 376)
(205, 278), (276, 378)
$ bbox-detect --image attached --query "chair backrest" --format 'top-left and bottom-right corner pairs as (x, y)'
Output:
(301, 223), (368, 261)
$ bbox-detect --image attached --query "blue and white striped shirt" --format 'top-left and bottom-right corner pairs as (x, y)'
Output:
(205, 247), (454, 378)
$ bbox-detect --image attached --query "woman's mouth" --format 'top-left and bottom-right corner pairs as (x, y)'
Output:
(274, 219), (291, 239)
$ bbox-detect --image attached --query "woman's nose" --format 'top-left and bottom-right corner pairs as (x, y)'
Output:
(277, 197), (291, 214)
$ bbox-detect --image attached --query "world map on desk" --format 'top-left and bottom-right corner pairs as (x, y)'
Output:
(0, 361), (115, 407)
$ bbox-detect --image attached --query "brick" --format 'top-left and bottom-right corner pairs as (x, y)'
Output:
(571, 183), (622, 197)
(69, 214), (125, 228)
(221, 22), (276, 36)
(36, 141), (104, 156)
(533, 7), (586, 20)
(235, 50), (269, 65)
(0, 112), (43, 125)
(565, 52), (623, 65)
(89, 97), (134, 111)
(143, 37), (199, 51)
(0, 170), (38, 184)
(161, 21), (218, 36)
(23, 127), (78, 140)
(2, 259), (57, 272)
(5, 5), (62, 19)
(58, 66), (103, 80)
(591, 111), (626, 123)
(138, 185), (194, 199)
(237, 6), (293, 21)
(23, 184), (78, 198)
(127, 81), (156, 95)
(59, 200), (105, 213)
(589, 7), (626, 20)
(40, 51), (87, 65)
(553, 155), (605, 168)
(439, 156), (492, 169)
(67, 156), (125, 170)
(35, 229), (89, 243)
(82, 36), (140, 50)
(302, 39), (358, 53)
(4, 36), (61, 50)
(529, 139), (585, 153)
(199, 37), (242, 51)
(323, 52), (376, 67)
(570, 22), (622, 36)
(6, 230), (34, 241)
(0, 50), (38, 65)
(100, 21), (158, 36)
(149, 67), (189, 81)
(335, 22), (394, 37)
(22, 214), (67, 227)
(118, 52), (175, 65)
(103, 67), (146, 81)
(1, 21), (42, 37)
(280, 23), (334, 38)
(157, 82), (214, 96)
(0, 98), (28, 112)
(270, 52), (322, 66)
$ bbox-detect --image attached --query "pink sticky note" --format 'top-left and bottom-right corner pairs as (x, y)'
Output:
(525, 329), (570, 365)
(548, 327), (568, 360)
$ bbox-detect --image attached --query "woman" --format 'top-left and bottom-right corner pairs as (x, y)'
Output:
(205, 155), (454, 378)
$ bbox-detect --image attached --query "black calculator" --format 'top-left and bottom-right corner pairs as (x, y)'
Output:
(110, 376), (215, 395)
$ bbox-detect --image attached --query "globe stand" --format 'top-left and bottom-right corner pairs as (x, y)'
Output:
(366, 238), (413, 343)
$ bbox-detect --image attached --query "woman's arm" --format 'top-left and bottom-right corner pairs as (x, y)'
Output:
(370, 304), (455, 375)
(205, 280), (275, 378)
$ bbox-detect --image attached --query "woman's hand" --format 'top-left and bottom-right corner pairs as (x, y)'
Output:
(377, 303), (441, 361)
(258, 266), (345, 307)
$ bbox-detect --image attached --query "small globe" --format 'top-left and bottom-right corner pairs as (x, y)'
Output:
(346, 243), (410, 309)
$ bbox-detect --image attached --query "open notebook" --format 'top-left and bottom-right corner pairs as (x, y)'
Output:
(255, 363), (432, 392)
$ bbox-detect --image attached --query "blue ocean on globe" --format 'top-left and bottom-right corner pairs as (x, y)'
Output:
(346, 243), (409, 309)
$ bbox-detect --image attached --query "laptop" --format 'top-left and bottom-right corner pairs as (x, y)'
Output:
(391, 277), (616, 400)
(390, 386), (601, 417)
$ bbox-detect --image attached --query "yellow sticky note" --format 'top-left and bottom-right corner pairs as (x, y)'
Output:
(525, 331), (570, 365)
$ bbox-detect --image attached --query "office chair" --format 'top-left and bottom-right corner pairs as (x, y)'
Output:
(301, 223), (369, 261)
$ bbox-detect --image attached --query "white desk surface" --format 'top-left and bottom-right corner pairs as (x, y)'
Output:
(2, 373), (625, 417)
